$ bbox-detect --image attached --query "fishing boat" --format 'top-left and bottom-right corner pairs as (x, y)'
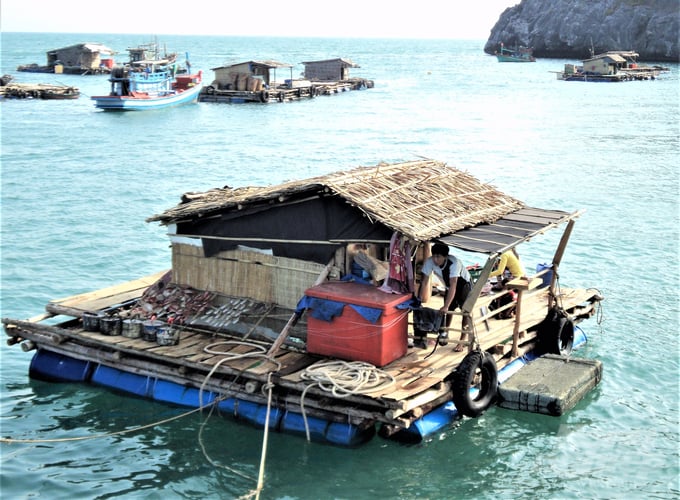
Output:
(91, 51), (202, 110)
(125, 40), (184, 73)
(495, 43), (536, 62)
(554, 50), (669, 81)
(2, 160), (604, 447)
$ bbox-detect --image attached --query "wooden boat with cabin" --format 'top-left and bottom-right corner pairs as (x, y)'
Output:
(2, 160), (603, 446)
(91, 43), (202, 111)
(495, 43), (536, 62)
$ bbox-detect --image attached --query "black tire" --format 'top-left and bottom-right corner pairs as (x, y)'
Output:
(451, 351), (498, 417)
(206, 85), (215, 95)
(278, 91), (285, 102)
(259, 90), (269, 103)
(537, 308), (574, 355)
(309, 86), (316, 98)
(555, 316), (574, 355)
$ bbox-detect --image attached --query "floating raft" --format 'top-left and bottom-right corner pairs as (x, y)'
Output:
(497, 353), (602, 415)
(1, 160), (606, 446)
(199, 78), (374, 103)
(558, 70), (662, 82)
(0, 82), (80, 99)
(3, 271), (601, 446)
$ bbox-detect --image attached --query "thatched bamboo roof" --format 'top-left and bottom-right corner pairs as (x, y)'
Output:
(147, 159), (525, 242)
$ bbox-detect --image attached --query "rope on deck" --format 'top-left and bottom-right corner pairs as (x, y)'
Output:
(198, 340), (282, 414)
(299, 360), (396, 442)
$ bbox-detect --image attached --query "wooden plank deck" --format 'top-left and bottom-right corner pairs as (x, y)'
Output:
(3, 272), (601, 427)
(46, 270), (169, 316)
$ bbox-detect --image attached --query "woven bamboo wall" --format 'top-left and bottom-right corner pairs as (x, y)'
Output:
(171, 243), (327, 309)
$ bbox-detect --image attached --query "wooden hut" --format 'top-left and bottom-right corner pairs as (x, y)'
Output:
(302, 58), (359, 81)
(209, 60), (293, 91)
(581, 52), (626, 75)
(147, 160), (525, 310)
(47, 43), (116, 72)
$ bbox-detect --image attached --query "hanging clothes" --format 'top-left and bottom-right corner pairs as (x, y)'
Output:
(379, 232), (414, 294)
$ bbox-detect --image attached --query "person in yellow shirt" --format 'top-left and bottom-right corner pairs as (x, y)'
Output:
(489, 249), (525, 281)
(488, 249), (526, 319)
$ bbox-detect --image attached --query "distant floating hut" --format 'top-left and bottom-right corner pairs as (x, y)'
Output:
(302, 57), (360, 81)
(208, 60), (293, 91)
(17, 42), (116, 75)
(200, 58), (373, 103)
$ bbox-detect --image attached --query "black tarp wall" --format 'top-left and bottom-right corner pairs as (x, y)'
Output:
(177, 196), (395, 264)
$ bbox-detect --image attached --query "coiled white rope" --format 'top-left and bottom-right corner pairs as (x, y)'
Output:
(299, 359), (395, 441)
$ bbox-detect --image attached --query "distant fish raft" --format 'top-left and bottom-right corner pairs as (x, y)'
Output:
(199, 58), (374, 104)
(16, 42), (116, 75)
(0, 82), (80, 100)
(554, 50), (670, 82)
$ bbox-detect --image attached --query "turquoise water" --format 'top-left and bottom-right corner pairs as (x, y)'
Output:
(1, 33), (679, 499)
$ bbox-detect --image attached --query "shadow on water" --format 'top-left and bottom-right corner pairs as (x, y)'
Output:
(2, 372), (606, 499)
(3, 379), (267, 499)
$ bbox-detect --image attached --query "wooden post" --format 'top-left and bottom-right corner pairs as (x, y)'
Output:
(508, 277), (541, 357)
(461, 254), (497, 351)
(267, 260), (333, 358)
(418, 243), (433, 303)
(549, 219), (576, 308)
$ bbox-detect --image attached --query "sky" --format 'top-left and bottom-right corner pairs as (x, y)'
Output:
(0, 0), (519, 39)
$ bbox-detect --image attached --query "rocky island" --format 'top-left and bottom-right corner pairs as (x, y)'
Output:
(485, 0), (679, 62)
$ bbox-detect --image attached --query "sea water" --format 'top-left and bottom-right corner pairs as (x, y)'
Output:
(1, 33), (678, 499)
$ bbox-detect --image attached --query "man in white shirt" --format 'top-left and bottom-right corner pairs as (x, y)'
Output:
(416, 242), (471, 351)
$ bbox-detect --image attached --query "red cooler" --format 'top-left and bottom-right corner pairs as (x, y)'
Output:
(305, 282), (410, 367)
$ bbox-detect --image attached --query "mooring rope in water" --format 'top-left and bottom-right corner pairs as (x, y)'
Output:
(299, 360), (396, 442)
(3, 340), (282, 498)
(254, 373), (274, 500)
(588, 287), (606, 333)
(196, 393), (257, 483)
(0, 406), (204, 444)
(196, 341), (282, 499)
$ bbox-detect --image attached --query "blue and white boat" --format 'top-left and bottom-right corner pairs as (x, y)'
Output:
(92, 55), (202, 111)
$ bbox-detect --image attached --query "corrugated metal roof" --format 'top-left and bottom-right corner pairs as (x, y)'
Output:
(440, 207), (579, 254)
(585, 53), (626, 63)
(82, 43), (115, 55)
(49, 43), (115, 55)
(211, 60), (293, 71)
(301, 58), (359, 67)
